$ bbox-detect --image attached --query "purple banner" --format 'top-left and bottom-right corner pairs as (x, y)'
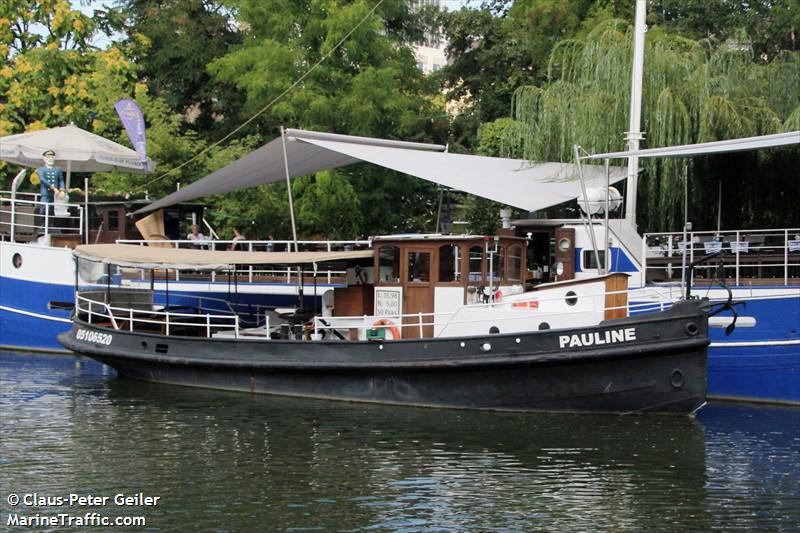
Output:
(114, 99), (147, 162)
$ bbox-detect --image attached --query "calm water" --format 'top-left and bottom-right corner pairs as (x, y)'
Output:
(1, 351), (799, 532)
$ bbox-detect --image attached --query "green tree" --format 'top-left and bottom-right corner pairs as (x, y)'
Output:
(294, 171), (363, 239)
(201, 0), (448, 239)
(0, 0), (104, 134)
(645, 0), (800, 59)
(114, 0), (245, 136)
(513, 16), (800, 231)
(0, 0), (249, 201)
(439, 1), (599, 151)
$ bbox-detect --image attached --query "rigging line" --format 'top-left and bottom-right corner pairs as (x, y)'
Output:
(136, 0), (387, 193)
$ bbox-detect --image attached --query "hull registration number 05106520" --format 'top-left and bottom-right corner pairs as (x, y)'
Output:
(76, 328), (113, 345)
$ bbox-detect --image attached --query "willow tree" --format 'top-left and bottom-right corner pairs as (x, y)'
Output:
(512, 18), (800, 232)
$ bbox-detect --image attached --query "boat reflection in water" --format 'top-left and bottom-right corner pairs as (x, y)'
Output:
(100, 378), (713, 531)
(3, 351), (798, 531)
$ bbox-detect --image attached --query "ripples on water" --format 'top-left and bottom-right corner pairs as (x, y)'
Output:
(1, 351), (798, 532)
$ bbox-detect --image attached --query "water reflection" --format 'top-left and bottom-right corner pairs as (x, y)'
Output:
(2, 352), (798, 532)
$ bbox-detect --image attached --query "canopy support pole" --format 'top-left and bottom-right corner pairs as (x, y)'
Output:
(105, 263), (111, 306)
(280, 126), (299, 250)
(9, 169), (26, 242)
(84, 177), (89, 245)
(717, 179), (722, 234)
(604, 159), (611, 274)
(681, 165), (690, 293)
(435, 186), (444, 233)
(281, 126), (303, 306)
(66, 160), (72, 192)
(573, 145), (603, 275)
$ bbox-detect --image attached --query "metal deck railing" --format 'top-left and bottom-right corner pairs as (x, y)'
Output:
(76, 291), (241, 338)
(115, 238), (372, 284)
(0, 193), (84, 241)
(643, 228), (800, 286)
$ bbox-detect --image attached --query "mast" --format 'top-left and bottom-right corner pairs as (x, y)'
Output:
(625, 0), (647, 228)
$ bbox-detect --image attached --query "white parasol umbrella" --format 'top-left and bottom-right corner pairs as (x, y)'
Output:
(0, 123), (156, 189)
(1, 123), (156, 243)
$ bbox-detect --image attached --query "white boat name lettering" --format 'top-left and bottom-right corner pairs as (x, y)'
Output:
(558, 328), (636, 349)
(76, 328), (113, 345)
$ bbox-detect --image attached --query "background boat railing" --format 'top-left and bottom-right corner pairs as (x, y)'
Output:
(643, 228), (800, 286)
(76, 291), (240, 337)
(145, 290), (274, 327)
(312, 287), (669, 339)
(0, 193), (84, 241)
(116, 238), (370, 284)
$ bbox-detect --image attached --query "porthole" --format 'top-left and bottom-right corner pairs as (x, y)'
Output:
(670, 369), (685, 389)
(685, 322), (699, 336)
(538, 322), (550, 330)
(12, 253), (22, 269)
(565, 290), (578, 306)
(489, 326), (500, 334)
(558, 237), (571, 252)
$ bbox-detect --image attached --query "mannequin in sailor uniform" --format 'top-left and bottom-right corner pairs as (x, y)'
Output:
(37, 149), (65, 215)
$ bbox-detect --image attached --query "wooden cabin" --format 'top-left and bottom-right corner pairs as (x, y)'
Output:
(334, 234), (528, 339)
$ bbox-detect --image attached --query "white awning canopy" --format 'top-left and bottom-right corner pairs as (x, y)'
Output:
(136, 129), (626, 215)
(584, 131), (800, 160)
(74, 243), (374, 270)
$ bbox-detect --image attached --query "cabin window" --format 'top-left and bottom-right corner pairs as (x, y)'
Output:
(439, 244), (461, 282)
(407, 251), (431, 283)
(107, 210), (119, 231)
(508, 244), (523, 281)
(583, 250), (607, 270)
(488, 245), (504, 281)
(378, 246), (400, 283)
(469, 246), (483, 282)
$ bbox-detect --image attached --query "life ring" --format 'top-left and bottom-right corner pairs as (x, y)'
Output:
(372, 318), (401, 340)
(303, 322), (326, 340)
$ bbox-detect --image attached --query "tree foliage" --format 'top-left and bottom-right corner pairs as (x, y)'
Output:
(200, 0), (448, 238)
(512, 14), (800, 232)
(439, 0), (599, 150)
(0, 0), (249, 201)
(114, 0), (245, 135)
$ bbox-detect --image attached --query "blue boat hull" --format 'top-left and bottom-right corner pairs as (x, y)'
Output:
(0, 277), (73, 352)
(630, 293), (799, 404)
(708, 342), (798, 404)
(706, 296), (799, 404)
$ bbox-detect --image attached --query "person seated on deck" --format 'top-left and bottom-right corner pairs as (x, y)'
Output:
(187, 224), (208, 248)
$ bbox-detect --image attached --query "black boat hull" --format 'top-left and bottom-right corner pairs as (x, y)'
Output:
(59, 301), (709, 414)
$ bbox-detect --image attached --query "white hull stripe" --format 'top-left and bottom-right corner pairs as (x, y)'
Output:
(0, 305), (73, 323)
(711, 340), (800, 348)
